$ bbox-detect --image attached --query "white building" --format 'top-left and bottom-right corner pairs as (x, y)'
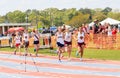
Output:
(0, 23), (31, 34)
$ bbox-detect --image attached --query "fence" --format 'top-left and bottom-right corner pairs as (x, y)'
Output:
(86, 33), (120, 49)
(0, 33), (120, 49)
(0, 33), (52, 48)
(51, 33), (120, 49)
(0, 37), (10, 47)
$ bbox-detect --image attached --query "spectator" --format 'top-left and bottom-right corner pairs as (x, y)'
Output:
(98, 23), (103, 33)
(118, 24), (120, 32)
(104, 23), (109, 35)
(112, 26), (117, 41)
(107, 24), (112, 36)
(92, 19), (99, 34)
(92, 19), (99, 41)
(107, 24), (113, 48)
(82, 24), (87, 34)
(85, 24), (90, 34)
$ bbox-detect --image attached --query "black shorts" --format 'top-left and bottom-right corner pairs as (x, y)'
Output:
(57, 42), (64, 48)
(64, 41), (72, 46)
(78, 42), (85, 47)
(24, 41), (29, 48)
(34, 41), (39, 44)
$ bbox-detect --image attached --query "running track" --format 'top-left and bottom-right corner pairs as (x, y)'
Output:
(0, 52), (120, 78)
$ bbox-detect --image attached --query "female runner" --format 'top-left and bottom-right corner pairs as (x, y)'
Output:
(33, 30), (40, 56)
(14, 32), (21, 55)
(64, 28), (72, 61)
(55, 27), (65, 62)
(75, 27), (85, 61)
(23, 30), (29, 56)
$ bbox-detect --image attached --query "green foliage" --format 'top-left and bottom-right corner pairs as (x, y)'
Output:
(108, 12), (120, 21)
(102, 7), (112, 15)
(79, 8), (93, 15)
(0, 16), (5, 23)
(66, 13), (90, 27)
(93, 12), (107, 21)
(6, 10), (26, 23)
(0, 7), (119, 27)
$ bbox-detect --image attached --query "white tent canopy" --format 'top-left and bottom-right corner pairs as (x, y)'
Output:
(89, 22), (94, 27)
(100, 18), (120, 25)
(61, 25), (71, 29)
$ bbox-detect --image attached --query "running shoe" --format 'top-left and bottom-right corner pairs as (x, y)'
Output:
(59, 59), (62, 62)
(68, 58), (71, 61)
(76, 51), (79, 56)
(35, 53), (38, 57)
(34, 48), (36, 52)
(14, 51), (16, 55)
(23, 53), (28, 56)
(80, 58), (83, 61)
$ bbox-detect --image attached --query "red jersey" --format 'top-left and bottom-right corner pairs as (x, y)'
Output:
(112, 29), (117, 35)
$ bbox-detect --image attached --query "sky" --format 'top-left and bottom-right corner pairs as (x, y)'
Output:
(0, 0), (120, 15)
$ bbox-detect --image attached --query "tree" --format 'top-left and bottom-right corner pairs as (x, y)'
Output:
(6, 10), (26, 23)
(66, 13), (90, 27)
(0, 7), (119, 28)
(107, 12), (120, 21)
(102, 7), (112, 15)
(79, 8), (92, 15)
(93, 12), (107, 22)
(25, 9), (32, 15)
(0, 16), (5, 23)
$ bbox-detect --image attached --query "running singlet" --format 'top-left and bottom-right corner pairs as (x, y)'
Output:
(64, 32), (72, 42)
(15, 36), (21, 44)
(77, 32), (84, 43)
(34, 34), (40, 41)
(56, 32), (64, 44)
(23, 33), (29, 42)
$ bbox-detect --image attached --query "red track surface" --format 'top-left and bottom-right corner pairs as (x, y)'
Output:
(0, 52), (120, 78)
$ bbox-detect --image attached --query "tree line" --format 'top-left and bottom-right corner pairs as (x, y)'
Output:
(0, 7), (120, 28)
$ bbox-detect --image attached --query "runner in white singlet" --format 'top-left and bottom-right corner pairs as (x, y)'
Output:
(64, 28), (72, 61)
(75, 27), (85, 61)
(32, 30), (40, 57)
(23, 30), (29, 56)
(14, 32), (21, 55)
(55, 27), (65, 62)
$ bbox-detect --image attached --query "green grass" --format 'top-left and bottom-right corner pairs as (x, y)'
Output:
(0, 47), (120, 61)
(84, 49), (120, 60)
